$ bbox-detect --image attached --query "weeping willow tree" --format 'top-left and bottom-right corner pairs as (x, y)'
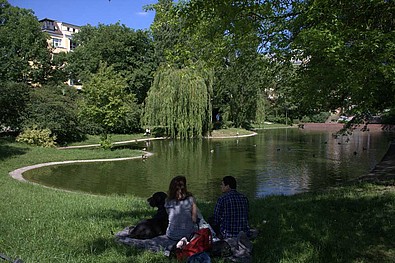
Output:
(142, 65), (213, 139)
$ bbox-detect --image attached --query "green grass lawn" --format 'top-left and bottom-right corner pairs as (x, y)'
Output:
(252, 122), (297, 129)
(1, 136), (394, 262)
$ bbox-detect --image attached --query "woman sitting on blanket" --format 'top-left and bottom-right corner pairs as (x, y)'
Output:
(165, 176), (197, 240)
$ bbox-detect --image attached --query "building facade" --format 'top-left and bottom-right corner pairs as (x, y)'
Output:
(40, 18), (80, 53)
(39, 18), (82, 87)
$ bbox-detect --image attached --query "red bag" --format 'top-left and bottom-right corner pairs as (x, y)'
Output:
(176, 228), (213, 261)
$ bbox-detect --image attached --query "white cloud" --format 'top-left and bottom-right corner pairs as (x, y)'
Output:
(136, 12), (148, 16)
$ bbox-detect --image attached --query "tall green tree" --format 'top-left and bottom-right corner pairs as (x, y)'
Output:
(146, 0), (185, 66)
(142, 64), (213, 139)
(79, 63), (139, 138)
(0, 81), (30, 130)
(177, 0), (395, 117)
(0, 0), (52, 83)
(288, 0), (395, 114)
(67, 23), (156, 104)
(149, 0), (281, 128)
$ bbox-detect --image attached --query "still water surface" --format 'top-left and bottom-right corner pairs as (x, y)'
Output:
(23, 129), (390, 200)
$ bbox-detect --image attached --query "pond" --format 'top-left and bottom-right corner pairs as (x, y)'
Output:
(23, 128), (390, 201)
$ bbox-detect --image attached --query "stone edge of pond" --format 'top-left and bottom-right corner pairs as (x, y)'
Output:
(9, 152), (154, 184)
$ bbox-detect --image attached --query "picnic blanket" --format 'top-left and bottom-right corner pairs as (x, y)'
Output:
(115, 226), (257, 263)
(115, 226), (176, 253)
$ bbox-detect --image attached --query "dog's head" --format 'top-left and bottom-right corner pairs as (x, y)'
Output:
(147, 192), (167, 208)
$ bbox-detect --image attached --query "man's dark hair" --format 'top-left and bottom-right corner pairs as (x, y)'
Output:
(223, 176), (237, 189)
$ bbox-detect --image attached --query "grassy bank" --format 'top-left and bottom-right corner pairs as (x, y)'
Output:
(1, 137), (394, 262)
(67, 128), (256, 146)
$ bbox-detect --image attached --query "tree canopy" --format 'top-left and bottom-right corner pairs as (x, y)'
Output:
(142, 64), (213, 138)
(289, 0), (395, 114)
(0, 0), (52, 84)
(175, 0), (395, 116)
(79, 63), (139, 137)
(0, 81), (30, 130)
(67, 23), (157, 103)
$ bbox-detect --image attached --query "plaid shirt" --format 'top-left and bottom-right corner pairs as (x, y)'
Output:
(213, 189), (250, 238)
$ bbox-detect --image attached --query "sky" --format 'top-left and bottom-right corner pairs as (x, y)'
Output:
(8, 0), (157, 29)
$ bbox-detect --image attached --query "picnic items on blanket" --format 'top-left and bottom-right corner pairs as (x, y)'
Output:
(115, 226), (177, 252)
(210, 240), (233, 258)
(175, 228), (213, 262)
(223, 231), (253, 263)
(115, 226), (255, 263)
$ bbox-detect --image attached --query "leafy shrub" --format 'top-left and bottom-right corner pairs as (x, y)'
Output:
(310, 112), (330, 123)
(300, 112), (330, 123)
(16, 126), (57, 147)
(0, 81), (30, 130)
(99, 134), (112, 150)
(22, 84), (84, 144)
(301, 115), (311, 123)
(266, 115), (290, 124)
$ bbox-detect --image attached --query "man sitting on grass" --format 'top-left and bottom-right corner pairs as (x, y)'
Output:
(211, 176), (251, 239)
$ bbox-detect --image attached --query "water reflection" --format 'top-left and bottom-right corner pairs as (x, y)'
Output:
(23, 129), (390, 200)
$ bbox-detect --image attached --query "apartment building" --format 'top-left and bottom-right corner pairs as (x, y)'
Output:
(39, 18), (81, 87)
(40, 18), (80, 53)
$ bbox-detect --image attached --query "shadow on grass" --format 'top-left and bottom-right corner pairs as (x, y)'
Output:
(80, 208), (175, 263)
(77, 205), (218, 262)
(0, 137), (29, 161)
(251, 186), (395, 262)
(75, 186), (395, 262)
(86, 235), (174, 263)
(74, 208), (157, 233)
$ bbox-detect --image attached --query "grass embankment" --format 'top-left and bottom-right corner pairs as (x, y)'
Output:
(1, 135), (394, 262)
(67, 128), (256, 145)
(67, 133), (147, 147)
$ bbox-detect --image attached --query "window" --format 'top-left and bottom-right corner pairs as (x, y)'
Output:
(70, 39), (77, 50)
(53, 38), (62, 48)
(42, 20), (56, 31)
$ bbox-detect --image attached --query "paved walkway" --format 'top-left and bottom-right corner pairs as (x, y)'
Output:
(9, 152), (153, 183)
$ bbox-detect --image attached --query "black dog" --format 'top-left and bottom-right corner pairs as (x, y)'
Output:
(128, 192), (169, 239)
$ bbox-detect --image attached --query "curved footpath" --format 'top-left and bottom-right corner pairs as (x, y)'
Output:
(9, 152), (153, 183)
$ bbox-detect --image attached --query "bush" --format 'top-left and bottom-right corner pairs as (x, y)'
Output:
(22, 84), (84, 144)
(310, 112), (330, 123)
(0, 81), (31, 130)
(300, 112), (330, 123)
(16, 126), (57, 147)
